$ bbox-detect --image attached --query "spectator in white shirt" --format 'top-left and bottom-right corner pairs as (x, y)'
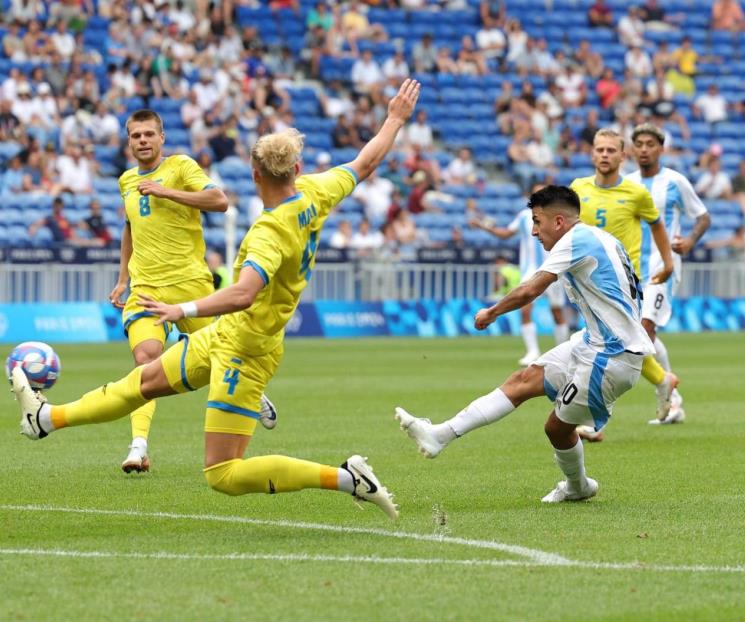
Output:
(693, 84), (728, 124)
(351, 49), (384, 99)
(625, 45), (653, 77)
(30, 82), (58, 129)
(110, 61), (137, 98)
(476, 23), (507, 60)
(353, 170), (395, 222)
(695, 158), (733, 199)
(50, 20), (75, 59)
(618, 6), (646, 48)
(57, 145), (94, 194)
(555, 64), (587, 107)
(382, 49), (409, 81)
(350, 218), (384, 254)
(526, 127), (556, 169)
(329, 220), (354, 249)
(90, 102), (121, 145)
(61, 109), (93, 149)
(444, 148), (477, 184)
(404, 109), (434, 151)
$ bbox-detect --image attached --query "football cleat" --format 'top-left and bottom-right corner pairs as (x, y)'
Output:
(342, 454), (399, 520)
(518, 350), (541, 366)
(541, 477), (598, 503)
(655, 372), (679, 422)
(259, 393), (278, 430)
(11, 366), (47, 440)
(394, 406), (446, 459)
(121, 446), (151, 473)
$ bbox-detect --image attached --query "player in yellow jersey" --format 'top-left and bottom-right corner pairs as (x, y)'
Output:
(570, 128), (678, 436)
(11, 79), (422, 520)
(109, 109), (229, 473)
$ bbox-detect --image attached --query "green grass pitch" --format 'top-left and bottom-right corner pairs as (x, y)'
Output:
(2, 333), (744, 621)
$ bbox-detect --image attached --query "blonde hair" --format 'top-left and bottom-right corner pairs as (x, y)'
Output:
(593, 128), (624, 151)
(251, 128), (305, 181)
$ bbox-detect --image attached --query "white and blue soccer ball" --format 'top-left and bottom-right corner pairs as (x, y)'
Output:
(5, 341), (61, 390)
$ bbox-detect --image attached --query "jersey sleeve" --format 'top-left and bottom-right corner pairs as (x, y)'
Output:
(677, 174), (708, 219)
(537, 229), (574, 276)
(241, 219), (284, 285)
(636, 186), (661, 224)
(296, 166), (358, 215)
(177, 155), (217, 192)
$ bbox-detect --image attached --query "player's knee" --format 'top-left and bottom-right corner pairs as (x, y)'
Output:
(503, 365), (543, 403)
(204, 460), (241, 496)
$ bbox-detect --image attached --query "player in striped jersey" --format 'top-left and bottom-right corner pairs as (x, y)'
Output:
(397, 186), (654, 503)
(470, 200), (569, 366)
(628, 123), (711, 424)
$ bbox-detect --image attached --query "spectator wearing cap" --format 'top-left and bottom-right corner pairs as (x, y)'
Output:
(711, 0), (745, 31)
(695, 157), (733, 200)
(28, 197), (80, 244)
(11, 82), (35, 124)
(694, 84), (728, 125)
(413, 34), (438, 73)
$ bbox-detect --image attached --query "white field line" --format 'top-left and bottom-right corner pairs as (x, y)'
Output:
(1, 548), (745, 574)
(0, 503), (570, 564)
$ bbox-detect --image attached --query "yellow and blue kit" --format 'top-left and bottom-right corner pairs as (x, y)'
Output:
(570, 176), (660, 277)
(160, 165), (359, 435)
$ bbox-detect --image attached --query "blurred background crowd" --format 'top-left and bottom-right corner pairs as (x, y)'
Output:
(1, 0), (745, 261)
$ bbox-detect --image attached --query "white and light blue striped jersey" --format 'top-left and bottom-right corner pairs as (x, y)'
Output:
(539, 223), (655, 356)
(508, 208), (546, 277)
(627, 167), (707, 285)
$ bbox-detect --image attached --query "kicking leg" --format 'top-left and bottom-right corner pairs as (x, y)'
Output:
(395, 364), (545, 458)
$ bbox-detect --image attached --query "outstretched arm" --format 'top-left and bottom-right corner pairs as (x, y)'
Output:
(475, 271), (558, 330)
(140, 265), (266, 324)
(346, 79), (421, 183)
(469, 218), (516, 239)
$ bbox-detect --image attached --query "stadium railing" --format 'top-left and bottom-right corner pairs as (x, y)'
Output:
(2, 262), (745, 304)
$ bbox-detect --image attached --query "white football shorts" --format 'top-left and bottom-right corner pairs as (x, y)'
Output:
(534, 332), (644, 431)
(641, 280), (674, 327)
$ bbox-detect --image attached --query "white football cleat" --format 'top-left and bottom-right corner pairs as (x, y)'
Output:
(121, 446), (150, 473)
(394, 406), (446, 459)
(342, 454), (399, 520)
(11, 367), (47, 440)
(518, 350), (541, 366)
(648, 406), (686, 425)
(541, 477), (598, 503)
(654, 372), (679, 422)
(259, 393), (278, 430)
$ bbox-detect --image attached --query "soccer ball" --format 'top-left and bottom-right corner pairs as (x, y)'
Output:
(5, 341), (61, 391)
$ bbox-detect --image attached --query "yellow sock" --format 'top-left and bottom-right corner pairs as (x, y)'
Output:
(641, 354), (665, 385)
(204, 456), (340, 496)
(130, 401), (156, 440)
(51, 366), (147, 429)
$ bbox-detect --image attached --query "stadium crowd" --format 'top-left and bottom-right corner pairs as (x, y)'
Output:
(1, 0), (744, 260)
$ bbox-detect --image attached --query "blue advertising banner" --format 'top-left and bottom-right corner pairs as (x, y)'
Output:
(314, 301), (389, 338)
(0, 303), (108, 343)
(0, 298), (743, 344)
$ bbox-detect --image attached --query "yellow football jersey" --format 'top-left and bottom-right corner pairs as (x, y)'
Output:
(217, 166), (357, 356)
(570, 175), (660, 276)
(119, 154), (215, 287)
